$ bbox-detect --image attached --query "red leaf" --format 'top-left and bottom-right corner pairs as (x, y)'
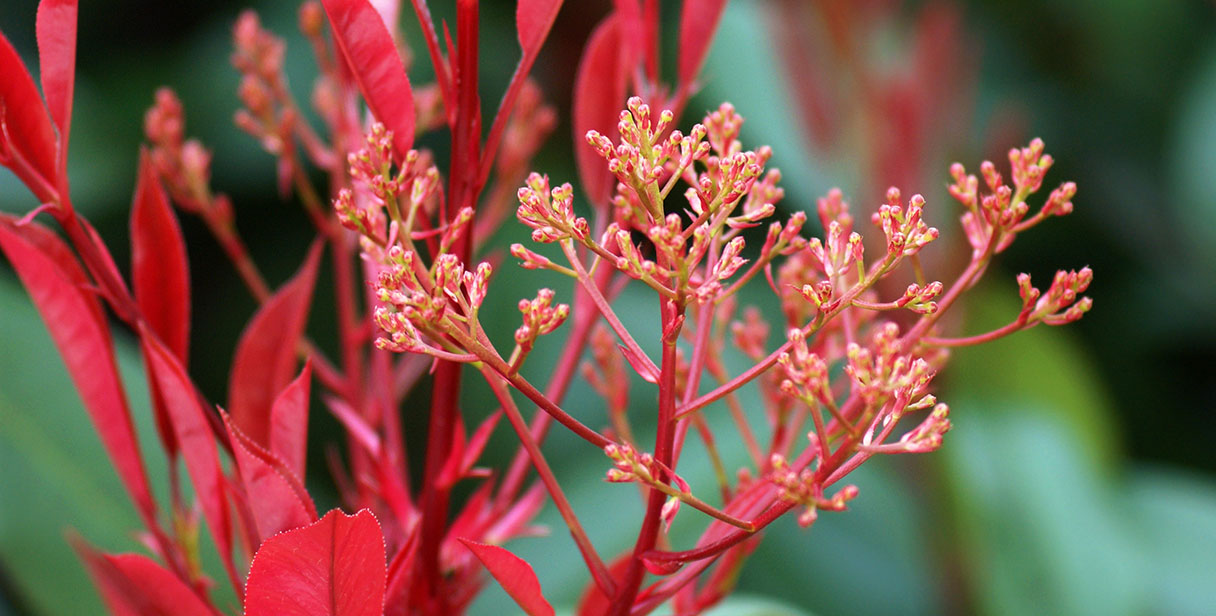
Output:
(73, 540), (215, 616)
(459, 409), (501, 478)
(516, 0), (562, 61)
(0, 221), (156, 522)
(676, 0), (728, 89)
(244, 509), (386, 616)
(270, 359), (312, 481)
(131, 149), (190, 364)
(460, 540), (554, 616)
(0, 31), (59, 195)
(576, 551), (632, 616)
(229, 240), (322, 447)
(320, 0), (415, 157)
(36, 0), (77, 168)
(140, 330), (235, 579)
(572, 15), (629, 206)
(223, 410), (317, 543)
(618, 343), (660, 384)
(0, 212), (104, 326)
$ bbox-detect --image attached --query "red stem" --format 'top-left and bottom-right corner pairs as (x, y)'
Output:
(413, 3), (480, 610)
(608, 298), (684, 614)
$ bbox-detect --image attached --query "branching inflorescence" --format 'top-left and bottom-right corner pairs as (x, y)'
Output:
(0, 0), (1091, 615)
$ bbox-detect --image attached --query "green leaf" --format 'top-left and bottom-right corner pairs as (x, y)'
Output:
(942, 283), (1119, 470)
(1169, 41), (1216, 273)
(0, 275), (172, 614)
(702, 594), (816, 616)
(1126, 467), (1216, 615)
(941, 411), (1144, 616)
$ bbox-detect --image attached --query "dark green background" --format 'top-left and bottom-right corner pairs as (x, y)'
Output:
(2, 1), (1215, 614)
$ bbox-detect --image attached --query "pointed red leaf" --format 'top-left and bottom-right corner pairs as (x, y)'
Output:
(131, 149), (190, 364)
(73, 540), (214, 616)
(459, 539), (554, 616)
(0, 212), (104, 325)
(224, 410), (317, 543)
(140, 329), (235, 579)
(572, 15), (629, 206)
(270, 359), (312, 481)
(457, 409), (500, 479)
(320, 0), (415, 157)
(36, 0), (77, 167)
(229, 240), (322, 447)
(516, 0), (562, 61)
(618, 343), (660, 384)
(576, 551), (632, 616)
(323, 395), (382, 457)
(244, 509), (386, 616)
(0, 221), (156, 521)
(0, 31), (59, 194)
(677, 0), (727, 88)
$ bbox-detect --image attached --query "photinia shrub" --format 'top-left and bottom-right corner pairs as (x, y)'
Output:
(0, 0), (1091, 614)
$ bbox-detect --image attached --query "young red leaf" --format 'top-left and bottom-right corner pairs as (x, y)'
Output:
(618, 343), (660, 384)
(244, 509), (386, 616)
(576, 551), (632, 616)
(228, 240), (322, 447)
(73, 539), (215, 616)
(223, 410), (317, 543)
(0, 31), (59, 197)
(140, 329), (235, 582)
(270, 359), (312, 481)
(131, 149), (190, 364)
(676, 0), (728, 89)
(0, 212), (104, 326)
(36, 0), (77, 168)
(459, 539), (554, 616)
(572, 15), (628, 206)
(0, 221), (156, 522)
(458, 409), (501, 479)
(323, 395), (382, 458)
(516, 0), (562, 61)
(320, 0), (415, 157)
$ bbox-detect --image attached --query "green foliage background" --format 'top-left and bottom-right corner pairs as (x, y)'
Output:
(2, 0), (1215, 614)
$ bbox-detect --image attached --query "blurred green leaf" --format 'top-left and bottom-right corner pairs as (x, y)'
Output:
(942, 410), (1144, 616)
(1125, 467), (1216, 615)
(1169, 41), (1216, 274)
(0, 276), (167, 614)
(943, 283), (1119, 470)
(737, 459), (942, 616)
(702, 595), (816, 616)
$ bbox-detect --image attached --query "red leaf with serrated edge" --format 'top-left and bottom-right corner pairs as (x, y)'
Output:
(0, 221), (156, 522)
(270, 360), (312, 482)
(460, 540), (554, 616)
(677, 0), (727, 89)
(573, 15), (628, 206)
(131, 149), (190, 364)
(320, 0), (415, 157)
(36, 0), (77, 168)
(140, 330), (235, 580)
(516, 0), (562, 60)
(224, 410), (317, 543)
(0, 31), (59, 195)
(229, 240), (322, 447)
(73, 539), (214, 616)
(244, 509), (386, 616)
